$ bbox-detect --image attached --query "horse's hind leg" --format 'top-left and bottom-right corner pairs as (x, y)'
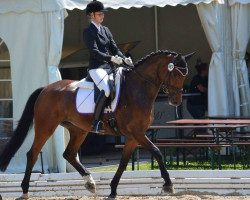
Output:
(62, 124), (96, 193)
(20, 119), (59, 199)
(109, 137), (138, 198)
(133, 132), (174, 194)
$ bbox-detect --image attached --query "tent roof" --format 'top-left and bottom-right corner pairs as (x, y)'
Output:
(0, 0), (224, 14)
(228, 0), (250, 5)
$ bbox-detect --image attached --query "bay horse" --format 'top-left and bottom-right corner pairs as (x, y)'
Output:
(0, 50), (194, 199)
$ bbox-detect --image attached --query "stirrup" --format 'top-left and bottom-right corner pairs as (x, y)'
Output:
(91, 121), (105, 135)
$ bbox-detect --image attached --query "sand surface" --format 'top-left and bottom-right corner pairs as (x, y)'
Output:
(3, 194), (250, 200)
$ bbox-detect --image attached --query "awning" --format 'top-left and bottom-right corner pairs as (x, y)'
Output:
(229, 0), (250, 6)
(0, 0), (224, 14)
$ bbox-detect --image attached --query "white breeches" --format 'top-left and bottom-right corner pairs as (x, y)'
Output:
(89, 68), (110, 97)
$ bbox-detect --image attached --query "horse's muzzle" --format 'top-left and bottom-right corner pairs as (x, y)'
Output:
(168, 96), (182, 106)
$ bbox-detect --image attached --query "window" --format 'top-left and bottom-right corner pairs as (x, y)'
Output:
(0, 38), (13, 147)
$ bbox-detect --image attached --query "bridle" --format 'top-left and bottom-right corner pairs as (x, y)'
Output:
(161, 65), (188, 96)
(130, 57), (188, 97)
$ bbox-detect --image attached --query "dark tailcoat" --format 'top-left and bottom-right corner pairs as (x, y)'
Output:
(83, 23), (125, 70)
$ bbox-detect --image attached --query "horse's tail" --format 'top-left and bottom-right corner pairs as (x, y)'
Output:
(0, 87), (44, 172)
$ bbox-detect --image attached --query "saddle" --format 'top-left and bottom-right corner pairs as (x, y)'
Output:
(75, 67), (129, 136)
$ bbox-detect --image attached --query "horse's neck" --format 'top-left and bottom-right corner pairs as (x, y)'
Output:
(135, 54), (163, 92)
(135, 56), (162, 87)
(125, 57), (161, 108)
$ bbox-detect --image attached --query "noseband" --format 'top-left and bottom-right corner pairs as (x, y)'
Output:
(161, 82), (183, 96)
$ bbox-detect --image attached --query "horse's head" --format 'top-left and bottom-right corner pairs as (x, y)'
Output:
(159, 52), (195, 106)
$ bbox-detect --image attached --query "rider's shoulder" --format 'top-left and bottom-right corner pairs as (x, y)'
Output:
(84, 24), (93, 32)
(102, 25), (110, 32)
(83, 26), (96, 38)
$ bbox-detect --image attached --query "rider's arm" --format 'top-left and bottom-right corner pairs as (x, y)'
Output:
(83, 29), (112, 62)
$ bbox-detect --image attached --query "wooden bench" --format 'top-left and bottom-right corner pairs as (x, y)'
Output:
(115, 144), (230, 148)
(116, 124), (249, 170)
(115, 133), (250, 170)
(156, 138), (215, 143)
(195, 134), (250, 138)
(115, 142), (231, 170)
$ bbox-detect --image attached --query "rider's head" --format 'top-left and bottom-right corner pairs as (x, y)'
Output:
(86, 1), (107, 25)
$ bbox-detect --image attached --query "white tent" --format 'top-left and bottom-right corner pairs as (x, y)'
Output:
(0, 6), (66, 173)
(0, 0), (249, 173)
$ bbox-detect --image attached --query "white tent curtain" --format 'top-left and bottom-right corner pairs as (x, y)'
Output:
(0, 12), (50, 173)
(45, 9), (77, 173)
(45, 10), (67, 173)
(229, 2), (250, 116)
(196, 2), (229, 116)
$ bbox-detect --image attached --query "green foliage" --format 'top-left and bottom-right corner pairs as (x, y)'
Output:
(89, 155), (250, 172)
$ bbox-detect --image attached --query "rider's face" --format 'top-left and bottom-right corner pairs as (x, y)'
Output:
(91, 12), (104, 25)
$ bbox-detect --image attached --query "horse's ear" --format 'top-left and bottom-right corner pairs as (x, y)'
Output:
(184, 52), (196, 62)
(174, 54), (182, 62)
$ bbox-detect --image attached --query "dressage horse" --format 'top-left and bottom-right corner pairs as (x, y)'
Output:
(0, 50), (194, 198)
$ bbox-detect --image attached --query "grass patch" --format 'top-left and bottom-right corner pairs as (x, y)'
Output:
(89, 155), (250, 172)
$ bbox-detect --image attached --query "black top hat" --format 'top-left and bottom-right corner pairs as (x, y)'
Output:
(86, 1), (107, 15)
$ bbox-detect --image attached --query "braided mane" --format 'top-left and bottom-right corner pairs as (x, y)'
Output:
(133, 50), (177, 68)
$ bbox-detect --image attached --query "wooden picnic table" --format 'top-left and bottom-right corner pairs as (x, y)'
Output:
(147, 124), (248, 170)
(150, 124), (248, 129)
(165, 119), (250, 169)
(166, 119), (250, 124)
(208, 115), (250, 119)
(115, 123), (248, 170)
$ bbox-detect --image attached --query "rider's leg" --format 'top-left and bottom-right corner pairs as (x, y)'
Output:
(92, 90), (107, 133)
(89, 68), (110, 134)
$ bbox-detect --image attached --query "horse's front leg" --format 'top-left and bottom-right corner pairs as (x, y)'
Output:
(109, 137), (138, 198)
(133, 132), (174, 194)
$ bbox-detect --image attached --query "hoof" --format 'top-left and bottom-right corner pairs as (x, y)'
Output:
(107, 194), (117, 199)
(16, 193), (29, 200)
(84, 181), (96, 194)
(162, 183), (175, 194)
(83, 175), (96, 194)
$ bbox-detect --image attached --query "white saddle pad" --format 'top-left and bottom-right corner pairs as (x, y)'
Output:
(75, 68), (123, 114)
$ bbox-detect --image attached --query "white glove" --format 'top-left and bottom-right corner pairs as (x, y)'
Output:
(124, 57), (133, 67)
(111, 55), (123, 65)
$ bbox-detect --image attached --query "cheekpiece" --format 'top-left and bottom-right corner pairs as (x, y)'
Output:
(168, 63), (175, 71)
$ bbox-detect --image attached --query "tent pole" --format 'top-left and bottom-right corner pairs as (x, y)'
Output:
(154, 6), (159, 51)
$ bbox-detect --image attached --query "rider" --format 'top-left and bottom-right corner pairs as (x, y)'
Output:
(83, 0), (133, 134)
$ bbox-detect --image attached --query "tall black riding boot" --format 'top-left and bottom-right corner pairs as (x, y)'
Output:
(92, 90), (107, 134)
